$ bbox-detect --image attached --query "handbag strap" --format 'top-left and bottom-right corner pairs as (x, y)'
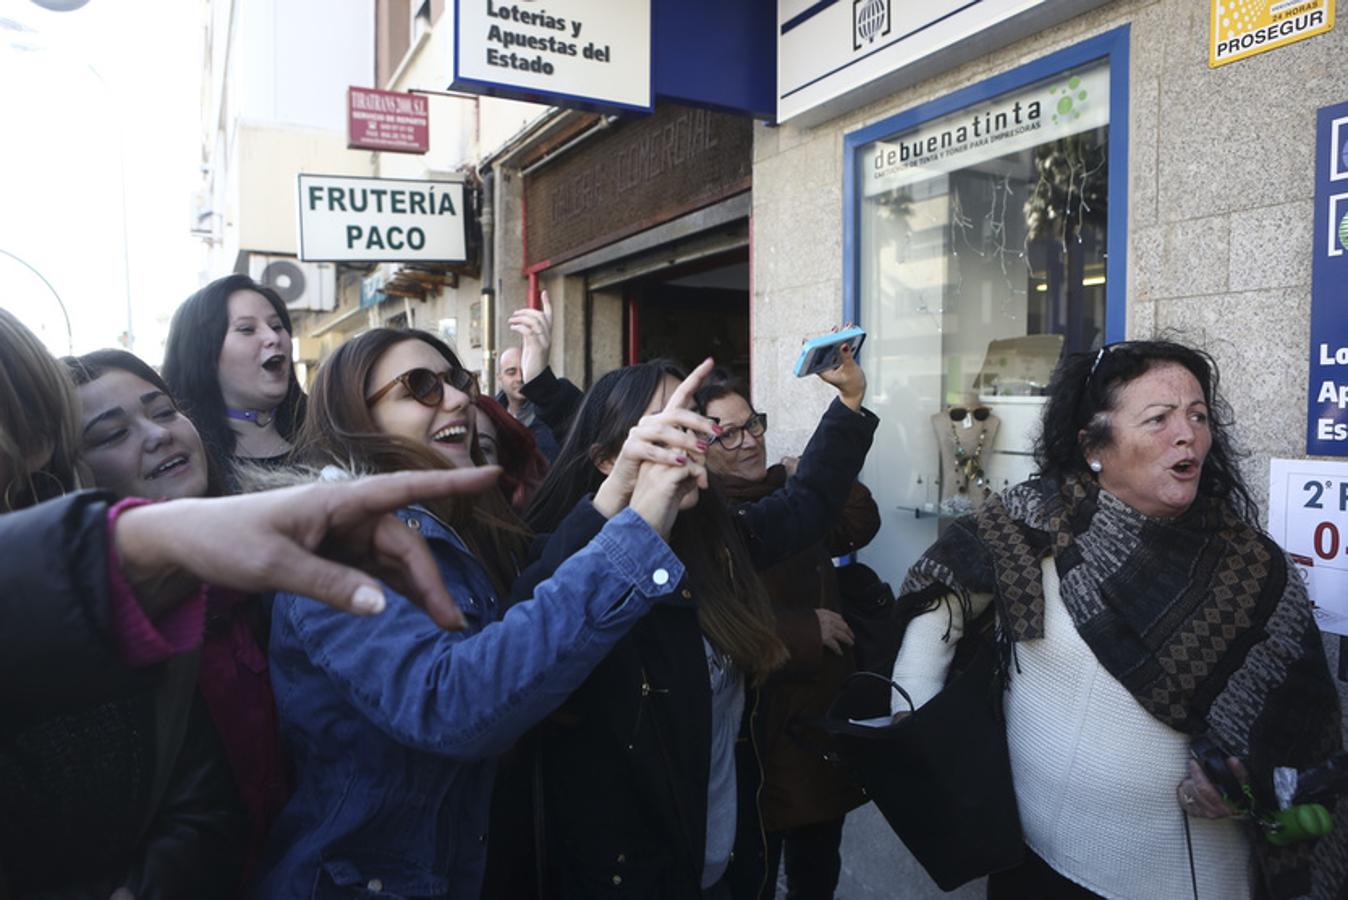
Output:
(826, 670), (915, 721)
(1183, 812), (1199, 900)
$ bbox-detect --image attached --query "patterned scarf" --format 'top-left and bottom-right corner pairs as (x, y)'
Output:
(900, 474), (1346, 899)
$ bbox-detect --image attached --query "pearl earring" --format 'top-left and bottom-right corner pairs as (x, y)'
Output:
(1088, 460), (1102, 473)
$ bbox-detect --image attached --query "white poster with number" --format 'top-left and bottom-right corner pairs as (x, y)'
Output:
(1268, 458), (1348, 636)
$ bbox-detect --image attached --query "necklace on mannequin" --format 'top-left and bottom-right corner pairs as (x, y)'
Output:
(949, 421), (990, 497)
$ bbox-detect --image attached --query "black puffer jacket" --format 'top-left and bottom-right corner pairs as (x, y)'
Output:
(0, 493), (247, 898)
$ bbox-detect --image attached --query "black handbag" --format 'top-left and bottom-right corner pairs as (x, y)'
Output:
(815, 635), (1024, 891)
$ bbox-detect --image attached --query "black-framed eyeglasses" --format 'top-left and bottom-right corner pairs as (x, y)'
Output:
(710, 412), (767, 450)
(366, 366), (477, 408)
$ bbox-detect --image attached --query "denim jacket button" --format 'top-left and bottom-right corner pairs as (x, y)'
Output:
(367, 878), (383, 892)
(652, 568), (670, 587)
(611, 875), (623, 886)
(616, 853), (626, 863)
(407, 518), (421, 530)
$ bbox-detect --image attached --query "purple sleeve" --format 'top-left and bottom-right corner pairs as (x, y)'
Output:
(106, 497), (207, 667)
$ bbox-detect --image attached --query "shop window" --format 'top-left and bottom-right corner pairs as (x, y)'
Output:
(844, 32), (1127, 588)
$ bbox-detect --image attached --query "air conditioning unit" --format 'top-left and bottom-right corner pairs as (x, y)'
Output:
(247, 255), (337, 312)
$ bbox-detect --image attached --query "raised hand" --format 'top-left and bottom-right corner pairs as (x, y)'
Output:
(593, 357), (720, 518)
(507, 290), (554, 383)
(817, 324), (866, 411)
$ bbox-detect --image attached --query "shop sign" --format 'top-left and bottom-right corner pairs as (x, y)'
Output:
(360, 269), (389, 308)
(452, 0), (651, 112)
(777, 0), (1110, 124)
(347, 87), (429, 154)
(861, 63), (1109, 197)
(297, 174), (466, 263)
(523, 104), (751, 266)
(1306, 100), (1348, 455)
(1209, 0), (1334, 68)
(1267, 458), (1348, 635)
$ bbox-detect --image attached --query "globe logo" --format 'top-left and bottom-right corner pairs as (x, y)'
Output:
(854, 0), (889, 48)
(1339, 211), (1348, 254)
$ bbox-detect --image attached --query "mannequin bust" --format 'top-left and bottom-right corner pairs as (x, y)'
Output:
(932, 394), (1001, 516)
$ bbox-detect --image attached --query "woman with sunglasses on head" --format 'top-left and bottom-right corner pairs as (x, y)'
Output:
(64, 348), (292, 890)
(694, 363), (880, 900)
(890, 341), (1345, 898)
(257, 328), (706, 899)
(515, 345), (877, 899)
(162, 274), (307, 486)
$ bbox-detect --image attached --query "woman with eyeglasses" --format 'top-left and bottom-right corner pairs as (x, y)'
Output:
(256, 329), (708, 899)
(512, 350), (877, 899)
(693, 349), (880, 900)
(162, 274), (308, 487)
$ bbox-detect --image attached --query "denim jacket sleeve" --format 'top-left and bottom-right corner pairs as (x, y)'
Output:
(736, 397), (879, 570)
(274, 508), (683, 761)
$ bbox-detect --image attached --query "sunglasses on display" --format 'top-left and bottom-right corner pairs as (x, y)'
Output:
(710, 412), (768, 450)
(948, 407), (990, 422)
(366, 366), (478, 408)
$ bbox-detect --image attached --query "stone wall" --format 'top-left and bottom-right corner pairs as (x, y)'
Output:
(752, 0), (1344, 518)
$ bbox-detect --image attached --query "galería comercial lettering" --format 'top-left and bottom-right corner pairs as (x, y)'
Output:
(482, 0), (612, 75)
(305, 184), (457, 252)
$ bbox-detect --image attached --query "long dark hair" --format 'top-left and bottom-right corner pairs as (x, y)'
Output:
(0, 308), (81, 511)
(296, 328), (529, 595)
(526, 360), (788, 683)
(474, 393), (548, 512)
(1033, 339), (1257, 523)
(162, 274), (307, 472)
(63, 348), (228, 498)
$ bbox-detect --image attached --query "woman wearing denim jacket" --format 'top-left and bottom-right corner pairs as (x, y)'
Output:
(256, 329), (715, 899)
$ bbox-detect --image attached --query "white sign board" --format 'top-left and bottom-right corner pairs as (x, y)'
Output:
(777, 0), (1111, 124)
(453, 0), (651, 111)
(297, 175), (466, 263)
(1268, 457), (1348, 636)
(862, 61), (1108, 197)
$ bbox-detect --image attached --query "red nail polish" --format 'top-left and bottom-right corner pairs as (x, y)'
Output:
(676, 456), (688, 464)
(711, 424), (725, 434)
(696, 441), (708, 451)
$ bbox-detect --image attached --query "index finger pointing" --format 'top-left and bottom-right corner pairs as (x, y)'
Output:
(663, 357), (716, 412)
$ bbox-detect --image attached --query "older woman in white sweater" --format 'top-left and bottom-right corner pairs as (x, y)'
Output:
(890, 341), (1344, 899)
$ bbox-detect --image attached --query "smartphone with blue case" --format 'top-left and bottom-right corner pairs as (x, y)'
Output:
(793, 326), (866, 378)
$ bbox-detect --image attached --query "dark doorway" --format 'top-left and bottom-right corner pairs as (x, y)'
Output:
(621, 249), (750, 379)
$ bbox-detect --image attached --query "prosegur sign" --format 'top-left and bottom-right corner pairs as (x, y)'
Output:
(1306, 100), (1348, 454)
(297, 174), (466, 263)
(452, 0), (651, 111)
(1209, 0), (1334, 68)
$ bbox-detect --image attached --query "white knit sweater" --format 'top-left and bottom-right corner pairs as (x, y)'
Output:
(891, 558), (1252, 899)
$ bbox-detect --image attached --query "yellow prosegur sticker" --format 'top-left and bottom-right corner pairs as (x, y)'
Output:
(1210, 0), (1335, 67)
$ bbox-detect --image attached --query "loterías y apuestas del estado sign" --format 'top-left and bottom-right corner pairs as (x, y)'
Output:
(296, 174), (466, 263)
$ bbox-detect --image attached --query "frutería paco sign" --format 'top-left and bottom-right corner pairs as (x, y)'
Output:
(297, 174), (466, 263)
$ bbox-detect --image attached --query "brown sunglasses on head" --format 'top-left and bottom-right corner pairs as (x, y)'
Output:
(366, 366), (478, 407)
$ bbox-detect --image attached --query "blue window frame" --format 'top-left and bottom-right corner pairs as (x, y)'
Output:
(842, 25), (1130, 342)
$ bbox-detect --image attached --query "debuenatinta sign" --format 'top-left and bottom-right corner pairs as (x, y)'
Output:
(297, 174), (466, 263)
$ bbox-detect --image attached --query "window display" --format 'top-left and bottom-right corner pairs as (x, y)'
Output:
(853, 58), (1113, 587)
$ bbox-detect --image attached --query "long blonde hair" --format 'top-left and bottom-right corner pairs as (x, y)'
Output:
(0, 308), (82, 511)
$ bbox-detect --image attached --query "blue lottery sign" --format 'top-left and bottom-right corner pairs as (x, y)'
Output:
(1307, 100), (1348, 456)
